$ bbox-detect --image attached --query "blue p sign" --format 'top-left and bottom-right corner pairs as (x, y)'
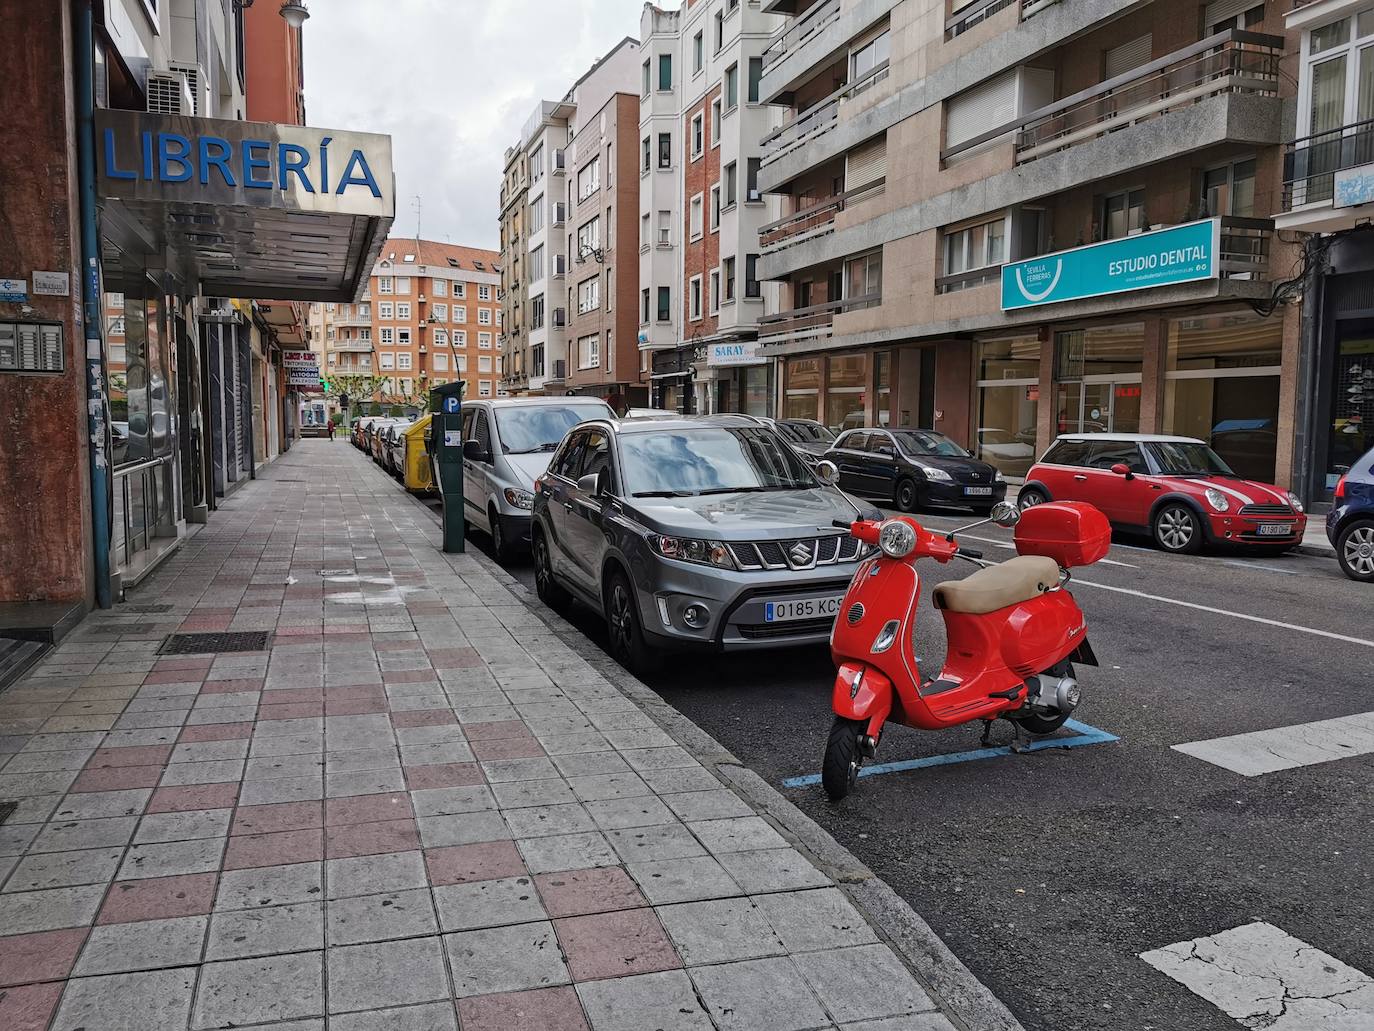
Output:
(443, 396), (460, 414)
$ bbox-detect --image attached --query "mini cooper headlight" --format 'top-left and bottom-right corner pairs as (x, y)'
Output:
(877, 520), (917, 559)
(1287, 491), (1305, 513)
(1204, 488), (1230, 512)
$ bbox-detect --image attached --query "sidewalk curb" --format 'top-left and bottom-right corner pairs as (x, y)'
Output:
(403, 489), (1024, 1031)
(1296, 542), (1337, 558)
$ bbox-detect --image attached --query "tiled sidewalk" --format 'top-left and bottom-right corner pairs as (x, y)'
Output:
(0, 440), (956, 1031)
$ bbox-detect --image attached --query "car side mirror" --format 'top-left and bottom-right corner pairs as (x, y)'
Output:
(816, 460), (839, 485)
(576, 471), (609, 497)
(1110, 462), (1134, 480)
(462, 439), (490, 463)
(991, 500), (1020, 527)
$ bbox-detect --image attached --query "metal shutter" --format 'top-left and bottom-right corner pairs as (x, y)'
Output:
(946, 68), (1018, 149)
(1205, 0), (1259, 29)
(846, 136), (887, 192)
(1104, 35), (1152, 79)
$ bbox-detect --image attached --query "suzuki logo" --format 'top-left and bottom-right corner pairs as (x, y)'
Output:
(788, 541), (814, 566)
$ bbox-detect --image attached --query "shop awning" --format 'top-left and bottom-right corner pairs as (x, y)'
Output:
(95, 110), (394, 303)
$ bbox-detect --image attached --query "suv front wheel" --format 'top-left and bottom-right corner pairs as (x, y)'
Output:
(604, 569), (658, 675)
(1336, 519), (1374, 582)
(532, 527), (572, 613)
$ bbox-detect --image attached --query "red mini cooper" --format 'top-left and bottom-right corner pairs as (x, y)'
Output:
(1020, 434), (1306, 554)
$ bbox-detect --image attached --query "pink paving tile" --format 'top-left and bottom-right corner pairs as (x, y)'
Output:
(222, 828), (323, 871)
(155, 656), (214, 672)
(461, 720), (535, 743)
(275, 625), (324, 636)
(424, 841), (527, 886)
(177, 723), (253, 743)
(191, 607), (238, 616)
(382, 670), (438, 685)
(86, 744), (173, 769)
(0, 981), (64, 1031)
(322, 631), (371, 642)
(0, 928), (87, 987)
(96, 873), (217, 924)
(534, 867), (647, 919)
(554, 908), (681, 981)
(457, 987), (589, 1031)
(179, 618), (231, 631)
(143, 669), (205, 686)
(331, 687), (388, 702)
(260, 687), (324, 704)
(390, 709), (458, 729)
(427, 648), (483, 669)
(403, 763), (485, 790)
(324, 624), (370, 634)
(325, 818), (420, 859)
(147, 781), (241, 813)
(470, 737), (546, 761)
(325, 792), (414, 826)
(325, 697), (388, 716)
(257, 701), (324, 720)
(375, 641), (424, 652)
(70, 764), (163, 793)
(200, 678), (265, 694)
(230, 800), (323, 836)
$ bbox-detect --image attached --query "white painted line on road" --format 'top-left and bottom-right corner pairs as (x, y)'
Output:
(954, 532), (1138, 568)
(1140, 921), (1374, 1029)
(1071, 578), (1374, 650)
(1171, 711), (1374, 776)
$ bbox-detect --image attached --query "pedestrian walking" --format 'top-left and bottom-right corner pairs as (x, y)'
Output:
(326, 417), (335, 441)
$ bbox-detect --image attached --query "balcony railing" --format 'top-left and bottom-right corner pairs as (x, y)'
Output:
(757, 292), (881, 346)
(760, 60), (889, 167)
(761, 194), (846, 251)
(1216, 215), (1274, 277)
(942, 29), (1282, 165)
(1283, 117), (1374, 210)
(946, 0), (1017, 39)
(761, 0), (840, 73)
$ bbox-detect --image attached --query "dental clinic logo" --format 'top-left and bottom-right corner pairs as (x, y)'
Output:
(1013, 258), (1063, 304)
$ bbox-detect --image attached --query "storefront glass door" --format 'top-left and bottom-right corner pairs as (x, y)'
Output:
(1056, 379), (1141, 435)
(1326, 332), (1374, 490)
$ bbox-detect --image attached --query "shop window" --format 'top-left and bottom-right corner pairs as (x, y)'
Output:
(785, 357), (821, 420)
(978, 336), (1043, 477)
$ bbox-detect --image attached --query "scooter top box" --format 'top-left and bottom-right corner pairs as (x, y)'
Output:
(1014, 502), (1111, 567)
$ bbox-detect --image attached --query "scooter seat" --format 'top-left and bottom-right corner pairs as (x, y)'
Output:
(932, 556), (1061, 615)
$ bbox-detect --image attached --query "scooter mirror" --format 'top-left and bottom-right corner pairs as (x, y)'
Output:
(991, 500), (1020, 527)
(816, 460), (840, 485)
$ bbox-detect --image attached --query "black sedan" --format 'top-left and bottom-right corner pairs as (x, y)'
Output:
(824, 426), (1007, 513)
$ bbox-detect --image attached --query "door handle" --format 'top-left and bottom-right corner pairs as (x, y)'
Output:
(1073, 474), (1088, 481)
(562, 501), (573, 512)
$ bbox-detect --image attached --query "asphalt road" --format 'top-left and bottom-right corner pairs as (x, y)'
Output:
(424, 486), (1373, 1031)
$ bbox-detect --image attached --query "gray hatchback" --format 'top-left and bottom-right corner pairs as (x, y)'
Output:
(531, 415), (869, 673)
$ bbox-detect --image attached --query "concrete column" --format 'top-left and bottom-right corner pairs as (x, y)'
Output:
(1274, 300), (1303, 490)
(1036, 331), (1056, 455)
(1139, 316), (1166, 434)
(933, 340), (974, 447)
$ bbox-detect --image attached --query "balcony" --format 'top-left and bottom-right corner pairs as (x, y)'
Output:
(332, 314), (371, 328)
(942, 30), (1282, 166)
(1279, 118), (1374, 233)
(760, 60), (889, 168)
(331, 340), (373, 354)
(756, 293), (880, 347)
(761, 0), (839, 74)
(760, 194), (846, 253)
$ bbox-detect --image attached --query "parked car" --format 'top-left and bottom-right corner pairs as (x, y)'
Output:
(732, 416), (832, 471)
(351, 416), (377, 449)
(976, 427), (1036, 479)
(1328, 445), (1374, 582)
(1021, 433), (1307, 554)
(823, 427), (1007, 514)
(456, 397), (617, 561)
(531, 415), (870, 673)
(623, 407), (681, 419)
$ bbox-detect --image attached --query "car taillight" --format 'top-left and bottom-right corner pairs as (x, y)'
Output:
(1334, 475), (1347, 500)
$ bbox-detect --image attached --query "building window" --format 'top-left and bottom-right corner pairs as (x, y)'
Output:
(1101, 188), (1145, 240)
(478, 355), (493, 373)
(531, 294), (546, 330)
(478, 308), (492, 325)
(658, 53), (672, 91)
(845, 250), (883, 306)
(722, 255), (736, 302)
(359, 301), (372, 314)
(748, 58), (765, 105)
(577, 276), (600, 314)
(693, 30), (704, 74)
(434, 329), (447, 348)
(657, 286), (671, 322)
(745, 157), (761, 202)
(397, 352), (412, 371)
(658, 133), (672, 169)
(530, 245), (545, 281)
(691, 113), (704, 159)
(456, 354), (468, 371)
(724, 64), (738, 111)
(578, 332), (601, 369)
(395, 276), (411, 294)
(1202, 159), (1257, 217)
(396, 302), (411, 319)
(690, 194), (704, 239)
(942, 215), (1007, 285)
(379, 302), (394, 320)
(690, 276), (703, 320)
(433, 303), (448, 321)
(641, 288), (651, 324)
(641, 213), (651, 249)
(453, 282), (465, 299)
(724, 161), (737, 207)
(709, 185), (721, 231)
(380, 328), (394, 345)
(378, 276), (393, 294)
(850, 28), (890, 82)
(479, 284), (491, 301)
(479, 380), (492, 397)
(658, 210), (671, 245)
(433, 351), (448, 371)
(454, 305), (467, 322)
(642, 59), (651, 97)
(577, 216), (600, 256)
(359, 328), (371, 342)
(478, 332), (492, 348)
(398, 329), (411, 345)
(453, 330), (466, 347)
(529, 201), (544, 233)
(642, 136), (651, 172)
(711, 99), (722, 144)
(577, 155), (600, 201)
(709, 269), (721, 313)
(379, 352), (395, 369)
(714, 10), (724, 52)
(745, 254), (760, 298)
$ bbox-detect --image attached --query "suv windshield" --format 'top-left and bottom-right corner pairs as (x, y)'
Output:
(622, 427), (817, 496)
(1146, 441), (1237, 477)
(893, 430), (970, 458)
(495, 404), (611, 453)
(781, 421), (835, 444)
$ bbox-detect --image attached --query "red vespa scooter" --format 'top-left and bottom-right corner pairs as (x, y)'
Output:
(821, 499), (1111, 800)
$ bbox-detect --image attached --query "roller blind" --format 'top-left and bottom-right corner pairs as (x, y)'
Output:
(1205, 0), (1259, 29)
(1104, 34), (1152, 79)
(946, 68), (1018, 149)
(846, 136), (887, 192)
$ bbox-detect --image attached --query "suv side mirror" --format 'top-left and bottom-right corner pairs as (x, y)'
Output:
(991, 500), (1020, 527)
(1110, 462), (1134, 480)
(463, 439), (490, 463)
(816, 460), (839, 485)
(576, 471), (608, 496)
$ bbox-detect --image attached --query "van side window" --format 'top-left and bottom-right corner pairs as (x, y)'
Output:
(473, 411), (492, 453)
(1044, 439), (1091, 466)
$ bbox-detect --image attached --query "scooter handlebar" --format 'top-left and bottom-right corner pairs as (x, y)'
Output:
(832, 519), (854, 530)
(957, 547), (984, 560)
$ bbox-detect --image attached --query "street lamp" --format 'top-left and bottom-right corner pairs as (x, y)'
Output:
(280, 0), (310, 28)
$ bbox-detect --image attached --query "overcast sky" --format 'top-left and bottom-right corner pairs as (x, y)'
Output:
(304, 0), (650, 252)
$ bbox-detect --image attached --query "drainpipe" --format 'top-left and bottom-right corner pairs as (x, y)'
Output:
(75, 0), (113, 608)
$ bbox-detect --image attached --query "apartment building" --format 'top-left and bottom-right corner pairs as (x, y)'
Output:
(499, 38), (649, 409)
(639, 0), (784, 415)
(1274, 0), (1374, 502)
(754, 0), (1304, 490)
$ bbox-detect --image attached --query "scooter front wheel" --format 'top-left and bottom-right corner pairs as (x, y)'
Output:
(822, 717), (868, 801)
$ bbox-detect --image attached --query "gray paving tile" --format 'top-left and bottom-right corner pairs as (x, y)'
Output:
(606, 823), (706, 864)
(688, 816), (789, 855)
(491, 778), (576, 809)
(206, 901), (324, 959)
(690, 957), (829, 1031)
(576, 969), (713, 1031)
(754, 888), (878, 953)
(238, 773), (324, 805)
(327, 768), (407, 798)
(657, 897), (786, 965)
(326, 849), (427, 900)
(716, 849), (832, 895)
(192, 951), (325, 1028)
(626, 855), (742, 905)
(661, 789), (754, 823)
(215, 861), (324, 911)
(134, 807), (233, 845)
(408, 785), (496, 818)
(416, 810), (510, 848)
(327, 936), (450, 1013)
(160, 758), (246, 785)
(585, 795), (677, 831)
(480, 757), (559, 783)
(432, 875), (545, 932)
(517, 831), (618, 874)
(54, 788), (151, 820)
(796, 945), (935, 1022)
(329, 1001), (458, 1031)
(840, 1016), (959, 1031)
(74, 915), (208, 975)
(444, 920), (570, 998)
(568, 772), (651, 801)
(327, 888), (438, 945)
(0, 882), (104, 933)
(116, 837), (224, 880)
(54, 966), (199, 1031)
(2, 845), (124, 893)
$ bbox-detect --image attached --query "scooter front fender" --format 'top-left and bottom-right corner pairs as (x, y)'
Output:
(832, 663), (893, 739)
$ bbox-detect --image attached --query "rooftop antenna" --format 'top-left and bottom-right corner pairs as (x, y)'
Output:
(412, 194), (422, 240)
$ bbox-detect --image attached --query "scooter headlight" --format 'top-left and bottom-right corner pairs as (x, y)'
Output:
(877, 519), (917, 559)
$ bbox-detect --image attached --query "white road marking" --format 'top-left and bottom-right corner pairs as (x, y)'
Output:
(1071, 578), (1374, 650)
(1171, 711), (1374, 776)
(953, 532), (1138, 568)
(1140, 921), (1374, 1029)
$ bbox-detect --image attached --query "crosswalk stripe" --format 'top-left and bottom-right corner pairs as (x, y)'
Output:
(1140, 922), (1374, 1029)
(1172, 711), (1374, 776)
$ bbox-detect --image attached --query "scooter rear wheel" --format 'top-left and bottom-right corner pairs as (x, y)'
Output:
(822, 717), (867, 801)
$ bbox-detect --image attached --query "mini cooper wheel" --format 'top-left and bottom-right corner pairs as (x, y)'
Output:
(605, 570), (657, 675)
(894, 477), (920, 513)
(1153, 503), (1202, 554)
(532, 529), (571, 614)
(822, 717), (867, 801)
(1336, 519), (1374, 582)
(1017, 487), (1048, 511)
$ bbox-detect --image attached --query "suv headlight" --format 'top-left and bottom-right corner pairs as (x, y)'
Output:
(654, 535), (737, 569)
(919, 465), (953, 483)
(503, 488), (535, 511)
(1287, 491), (1305, 513)
(1204, 488), (1230, 512)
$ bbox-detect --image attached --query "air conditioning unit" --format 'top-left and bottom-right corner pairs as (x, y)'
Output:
(553, 359), (567, 379)
(146, 69), (194, 116)
(553, 308), (567, 328)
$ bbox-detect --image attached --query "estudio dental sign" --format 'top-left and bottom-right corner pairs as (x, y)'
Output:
(95, 109), (394, 218)
(1000, 219), (1219, 311)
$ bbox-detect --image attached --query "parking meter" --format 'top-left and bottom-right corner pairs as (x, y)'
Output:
(430, 382), (465, 554)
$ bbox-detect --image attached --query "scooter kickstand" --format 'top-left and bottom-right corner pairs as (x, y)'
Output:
(978, 720), (996, 748)
(1008, 720), (1031, 754)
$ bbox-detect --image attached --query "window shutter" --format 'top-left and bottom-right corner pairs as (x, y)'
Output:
(1104, 34), (1152, 80)
(845, 136), (887, 192)
(946, 69), (1018, 149)
(1204, 0), (1256, 29)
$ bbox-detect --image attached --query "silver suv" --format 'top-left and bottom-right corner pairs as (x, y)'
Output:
(531, 415), (869, 673)
(454, 397), (615, 562)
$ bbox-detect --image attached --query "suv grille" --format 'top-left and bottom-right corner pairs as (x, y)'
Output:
(1237, 503), (1293, 516)
(737, 616), (836, 640)
(728, 534), (864, 571)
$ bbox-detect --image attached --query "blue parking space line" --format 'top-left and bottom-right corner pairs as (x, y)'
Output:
(781, 719), (1119, 789)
